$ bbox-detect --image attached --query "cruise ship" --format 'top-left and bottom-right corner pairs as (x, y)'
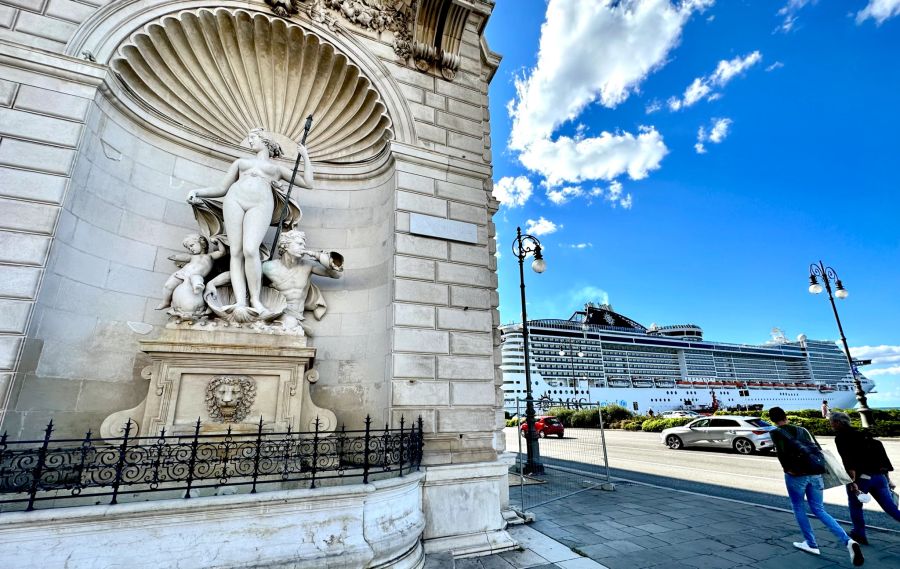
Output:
(501, 303), (874, 415)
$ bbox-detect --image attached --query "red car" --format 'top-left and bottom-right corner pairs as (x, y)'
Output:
(519, 416), (565, 438)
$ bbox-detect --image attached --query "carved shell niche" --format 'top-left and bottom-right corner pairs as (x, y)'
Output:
(111, 8), (393, 163)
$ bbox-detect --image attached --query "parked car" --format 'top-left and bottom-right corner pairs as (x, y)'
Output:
(660, 415), (775, 455)
(520, 416), (565, 438)
(660, 410), (701, 419)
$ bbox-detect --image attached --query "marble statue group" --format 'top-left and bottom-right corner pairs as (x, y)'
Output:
(158, 128), (344, 335)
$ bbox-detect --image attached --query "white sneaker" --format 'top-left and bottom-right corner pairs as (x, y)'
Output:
(793, 541), (821, 555)
(847, 539), (865, 566)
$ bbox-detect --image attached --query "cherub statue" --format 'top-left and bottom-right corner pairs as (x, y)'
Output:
(205, 230), (343, 335)
(156, 234), (226, 318)
(187, 128), (312, 322)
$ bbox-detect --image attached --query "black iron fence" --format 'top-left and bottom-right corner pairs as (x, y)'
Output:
(0, 415), (423, 512)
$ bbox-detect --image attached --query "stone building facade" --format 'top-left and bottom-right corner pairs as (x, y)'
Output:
(0, 0), (510, 562)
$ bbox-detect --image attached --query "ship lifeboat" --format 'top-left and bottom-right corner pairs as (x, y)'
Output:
(819, 385), (835, 393)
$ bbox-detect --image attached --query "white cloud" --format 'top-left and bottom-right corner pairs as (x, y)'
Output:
(766, 61), (784, 72)
(519, 126), (668, 187)
(857, 0), (900, 24)
(570, 242), (593, 249)
(508, 0), (714, 149)
(850, 345), (900, 365)
(546, 186), (584, 205)
(587, 180), (634, 208)
(525, 216), (560, 236)
(492, 176), (533, 208)
(868, 376), (900, 408)
(695, 118), (732, 153)
(505, 1), (713, 203)
(669, 51), (762, 110)
(571, 286), (611, 308)
(708, 118), (731, 142)
(645, 99), (663, 114)
(867, 366), (900, 377)
(776, 0), (816, 33)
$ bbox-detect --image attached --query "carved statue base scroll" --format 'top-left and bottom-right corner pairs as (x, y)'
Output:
(101, 328), (337, 438)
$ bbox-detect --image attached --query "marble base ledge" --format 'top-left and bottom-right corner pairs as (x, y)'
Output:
(422, 460), (518, 558)
(0, 473), (425, 569)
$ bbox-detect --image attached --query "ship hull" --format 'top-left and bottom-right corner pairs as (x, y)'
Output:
(502, 373), (868, 415)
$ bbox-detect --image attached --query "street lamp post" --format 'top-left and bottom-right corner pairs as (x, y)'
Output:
(808, 261), (874, 427)
(513, 226), (546, 475)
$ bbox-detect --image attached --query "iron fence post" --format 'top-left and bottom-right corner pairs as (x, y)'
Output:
(310, 417), (320, 489)
(26, 420), (54, 511)
(74, 429), (92, 494)
(382, 422), (390, 472)
(398, 416), (405, 476)
(184, 418), (201, 499)
(363, 415), (371, 484)
(110, 419), (133, 505)
(251, 416), (264, 494)
(416, 416), (424, 470)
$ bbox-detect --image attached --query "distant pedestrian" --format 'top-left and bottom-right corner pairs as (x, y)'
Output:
(769, 406), (864, 566)
(647, 409), (655, 418)
(822, 400), (830, 418)
(830, 411), (900, 545)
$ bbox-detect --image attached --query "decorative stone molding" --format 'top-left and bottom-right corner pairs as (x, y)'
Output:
(412, 0), (469, 80)
(205, 375), (257, 423)
(110, 8), (393, 163)
(100, 328), (334, 437)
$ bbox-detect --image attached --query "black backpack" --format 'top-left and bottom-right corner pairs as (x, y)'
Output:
(779, 426), (827, 475)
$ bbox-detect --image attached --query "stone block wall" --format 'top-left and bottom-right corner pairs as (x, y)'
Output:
(0, 2), (504, 468)
(0, 0), (103, 52)
(0, 50), (103, 433)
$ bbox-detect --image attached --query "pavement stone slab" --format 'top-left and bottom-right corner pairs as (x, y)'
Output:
(467, 470), (900, 569)
(498, 547), (552, 568)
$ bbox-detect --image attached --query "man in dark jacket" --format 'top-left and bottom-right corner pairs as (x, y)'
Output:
(830, 411), (900, 544)
(769, 407), (863, 565)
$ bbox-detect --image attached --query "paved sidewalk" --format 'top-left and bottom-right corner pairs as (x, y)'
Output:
(427, 478), (900, 568)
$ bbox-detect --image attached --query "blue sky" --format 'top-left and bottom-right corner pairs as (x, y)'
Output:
(483, 1), (900, 406)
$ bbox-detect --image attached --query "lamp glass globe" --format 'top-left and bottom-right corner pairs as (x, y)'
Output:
(835, 288), (849, 299)
(532, 258), (546, 273)
(809, 283), (824, 294)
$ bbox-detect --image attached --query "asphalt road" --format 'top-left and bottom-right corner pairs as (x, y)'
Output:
(504, 427), (900, 532)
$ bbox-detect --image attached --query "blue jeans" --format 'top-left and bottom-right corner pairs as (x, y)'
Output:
(785, 474), (850, 548)
(847, 473), (900, 537)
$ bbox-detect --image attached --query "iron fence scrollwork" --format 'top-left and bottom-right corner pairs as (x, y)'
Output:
(0, 414), (424, 513)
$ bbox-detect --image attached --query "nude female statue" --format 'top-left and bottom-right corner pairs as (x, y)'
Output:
(186, 129), (312, 321)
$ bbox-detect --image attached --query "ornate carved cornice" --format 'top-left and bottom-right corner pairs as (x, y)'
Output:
(261, 0), (487, 81)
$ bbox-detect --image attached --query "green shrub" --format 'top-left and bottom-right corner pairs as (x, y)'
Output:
(785, 416), (832, 436)
(867, 420), (900, 438)
(622, 420), (644, 431)
(570, 408), (600, 428)
(600, 404), (633, 424)
(547, 407), (576, 426)
(505, 418), (520, 428)
(642, 417), (693, 432)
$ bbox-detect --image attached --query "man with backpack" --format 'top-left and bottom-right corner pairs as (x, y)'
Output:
(769, 407), (864, 565)
(830, 411), (900, 544)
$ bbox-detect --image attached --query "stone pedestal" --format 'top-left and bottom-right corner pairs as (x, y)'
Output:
(102, 327), (335, 438)
(421, 461), (517, 557)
